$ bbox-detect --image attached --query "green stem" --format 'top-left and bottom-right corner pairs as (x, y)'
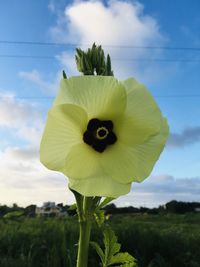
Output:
(70, 188), (101, 267)
(76, 197), (93, 267)
(76, 218), (92, 267)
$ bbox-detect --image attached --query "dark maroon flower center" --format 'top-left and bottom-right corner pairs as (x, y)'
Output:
(83, 118), (117, 153)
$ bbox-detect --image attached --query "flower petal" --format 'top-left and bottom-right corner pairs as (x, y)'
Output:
(118, 78), (162, 145)
(69, 176), (131, 198)
(100, 142), (139, 183)
(100, 117), (169, 183)
(131, 117), (169, 182)
(54, 76), (126, 120)
(40, 104), (87, 171)
(63, 143), (101, 179)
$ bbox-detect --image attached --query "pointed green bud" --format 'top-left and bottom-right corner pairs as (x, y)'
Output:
(76, 48), (83, 58)
(75, 44), (114, 76)
(106, 54), (113, 76)
(62, 70), (67, 79)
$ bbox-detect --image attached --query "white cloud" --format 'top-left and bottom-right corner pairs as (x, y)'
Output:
(19, 70), (44, 84)
(51, 0), (164, 46)
(167, 126), (200, 148)
(49, 0), (174, 82)
(0, 144), (75, 207)
(56, 51), (78, 76)
(19, 69), (61, 93)
(0, 92), (42, 129)
(4, 146), (38, 160)
(115, 175), (200, 208)
(1, 143), (200, 208)
(48, 0), (67, 14)
(0, 91), (44, 146)
(17, 126), (43, 146)
(0, 91), (75, 206)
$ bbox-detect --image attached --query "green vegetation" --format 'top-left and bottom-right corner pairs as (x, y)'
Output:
(0, 213), (200, 267)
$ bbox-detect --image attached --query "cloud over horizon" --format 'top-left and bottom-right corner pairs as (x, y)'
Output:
(168, 126), (200, 148)
(115, 175), (200, 207)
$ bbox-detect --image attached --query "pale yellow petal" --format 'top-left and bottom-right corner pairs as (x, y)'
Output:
(63, 143), (101, 179)
(132, 117), (169, 182)
(69, 175), (131, 197)
(119, 78), (162, 145)
(100, 142), (139, 183)
(40, 104), (87, 171)
(100, 117), (169, 183)
(54, 76), (126, 120)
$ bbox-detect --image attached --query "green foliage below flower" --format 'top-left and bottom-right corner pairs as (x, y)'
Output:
(0, 214), (200, 267)
(91, 226), (137, 267)
(3, 211), (24, 220)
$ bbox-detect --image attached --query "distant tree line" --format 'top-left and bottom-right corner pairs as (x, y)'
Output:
(104, 200), (200, 215)
(0, 200), (200, 218)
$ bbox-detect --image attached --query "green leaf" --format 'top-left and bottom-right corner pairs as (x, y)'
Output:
(109, 252), (137, 266)
(3, 211), (24, 219)
(68, 203), (77, 211)
(90, 241), (105, 263)
(104, 227), (121, 263)
(94, 209), (105, 226)
(91, 226), (137, 267)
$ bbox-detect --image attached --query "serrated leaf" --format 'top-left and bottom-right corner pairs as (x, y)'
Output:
(90, 241), (105, 263)
(92, 226), (137, 267)
(109, 252), (137, 266)
(94, 209), (105, 226)
(104, 227), (121, 263)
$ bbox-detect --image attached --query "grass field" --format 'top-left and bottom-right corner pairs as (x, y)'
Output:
(0, 213), (200, 267)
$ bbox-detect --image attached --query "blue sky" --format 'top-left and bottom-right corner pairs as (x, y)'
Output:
(0, 0), (200, 207)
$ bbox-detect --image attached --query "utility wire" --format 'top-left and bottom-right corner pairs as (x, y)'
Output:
(0, 54), (55, 59)
(1, 94), (200, 100)
(1, 40), (200, 51)
(1, 54), (200, 63)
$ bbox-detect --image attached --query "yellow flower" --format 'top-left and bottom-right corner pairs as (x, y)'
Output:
(40, 76), (169, 197)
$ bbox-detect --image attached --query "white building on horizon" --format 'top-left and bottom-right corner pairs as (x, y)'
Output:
(35, 202), (68, 217)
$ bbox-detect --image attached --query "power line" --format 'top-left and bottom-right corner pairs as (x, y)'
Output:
(1, 94), (200, 100)
(155, 94), (200, 98)
(114, 58), (200, 63)
(1, 40), (200, 51)
(0, 54), (54, 59)
(1, 54), (200, 63)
